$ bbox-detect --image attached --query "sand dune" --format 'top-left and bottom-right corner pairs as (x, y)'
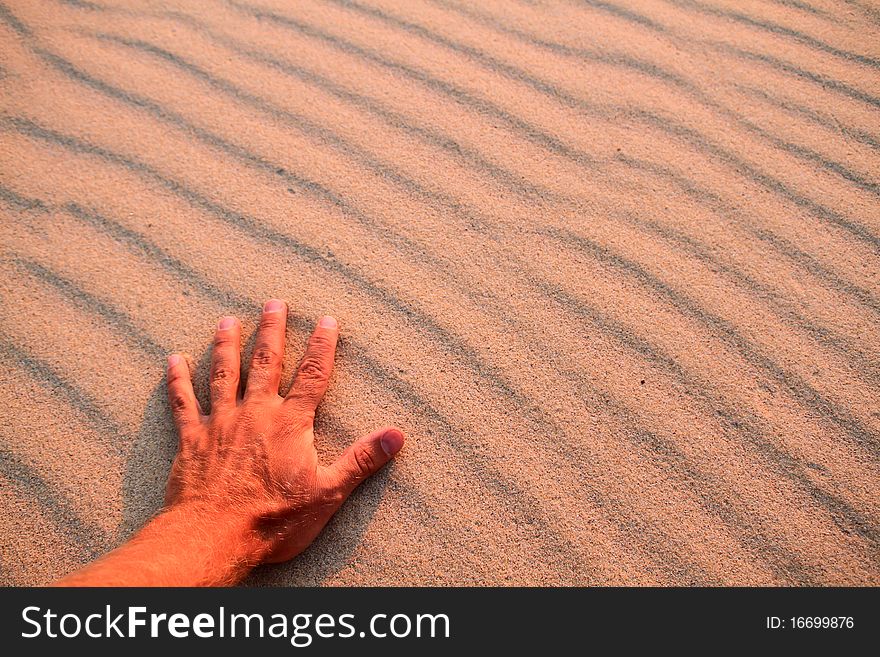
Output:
(0, 0), (878, 585)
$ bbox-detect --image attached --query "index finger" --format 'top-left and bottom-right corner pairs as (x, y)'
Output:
(285, 315), (338, 413)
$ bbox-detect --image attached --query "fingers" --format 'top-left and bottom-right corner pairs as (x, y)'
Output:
(245, 299), (287, 398)
(167, 354), (201, 434)
(319, 427), (405, 501)
(285, 315), (339, 412)
(210, 316), (241, 411)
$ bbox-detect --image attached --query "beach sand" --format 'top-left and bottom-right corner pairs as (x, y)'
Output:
(0, 0), (878, 585)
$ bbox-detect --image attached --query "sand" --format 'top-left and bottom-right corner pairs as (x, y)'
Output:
(0, 0), (878, 586)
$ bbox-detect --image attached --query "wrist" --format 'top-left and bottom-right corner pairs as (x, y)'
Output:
(55, 502), (275, 586)
(139, 502), (274, 583)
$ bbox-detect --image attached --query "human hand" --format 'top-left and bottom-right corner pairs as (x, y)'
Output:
(164, 299), (405, 565)
(54, 300), (404, 586)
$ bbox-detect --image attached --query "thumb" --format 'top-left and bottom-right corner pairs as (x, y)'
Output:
(321, 427), (405, 500)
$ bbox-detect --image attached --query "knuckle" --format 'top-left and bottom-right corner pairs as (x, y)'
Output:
(210, 365), (237, 383)
(297, 355), (327, 381)
(252, 346), (279, 367)
(166, 369), (185, 385)
(352, 445), (376, 477)
(169, 393), (190, 414)
(260, 314), (284, 331)
(308, 333), (334, 353)
(213, 333), (236, 348)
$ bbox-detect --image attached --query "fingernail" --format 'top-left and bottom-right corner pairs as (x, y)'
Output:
(167, 354), (181, 368)
(218, 316), (236, 330)
(319, 315), (338, 329)
(263, 299), (285, 313)
(380, 429), (405, 456)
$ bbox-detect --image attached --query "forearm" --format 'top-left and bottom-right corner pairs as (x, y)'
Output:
(53, 504), (270, 587)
